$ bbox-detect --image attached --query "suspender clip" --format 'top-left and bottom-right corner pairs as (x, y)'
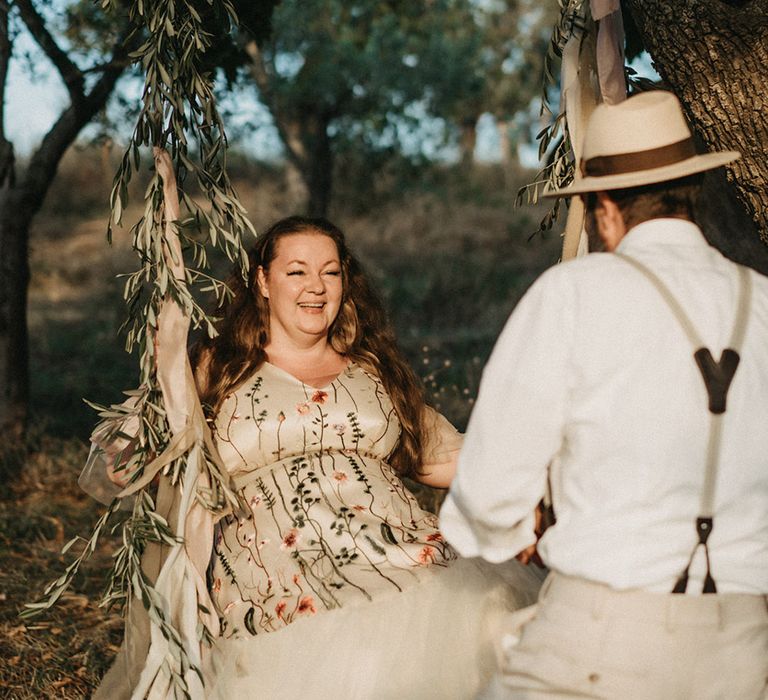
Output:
(696, 517), (713, 545)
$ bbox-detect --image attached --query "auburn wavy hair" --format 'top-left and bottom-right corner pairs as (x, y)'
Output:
(191, 216), (427, 477)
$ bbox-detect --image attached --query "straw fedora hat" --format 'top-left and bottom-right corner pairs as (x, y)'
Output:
(544, 90), (740, 197)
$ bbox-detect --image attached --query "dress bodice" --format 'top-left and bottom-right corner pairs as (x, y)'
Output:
(209, 362), (457, 638)
(214, 362), (402, 476)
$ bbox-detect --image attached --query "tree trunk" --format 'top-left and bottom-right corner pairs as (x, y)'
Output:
(696, 167), (768, 275)
(283, 160), (309, 211)
(0, 6), (26, 439)
(459, 117), (478, 167)
(242, 39), (335, 216)
(0, 182), (30, 439)
(302, 113), (334, 218)
(0, 33), (126, 438)
(627, 0), (768, 260)
(497, 118), (515, 190)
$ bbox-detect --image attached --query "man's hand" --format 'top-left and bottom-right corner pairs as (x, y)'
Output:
(515, 501), (553, 568)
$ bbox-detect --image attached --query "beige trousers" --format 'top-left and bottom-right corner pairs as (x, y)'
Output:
(480, 572), (768, 699)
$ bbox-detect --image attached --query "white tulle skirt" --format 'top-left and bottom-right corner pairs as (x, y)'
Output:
(204, 558), (545, 699)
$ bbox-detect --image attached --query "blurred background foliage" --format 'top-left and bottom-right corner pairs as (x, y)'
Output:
(30, 145), (559, 440)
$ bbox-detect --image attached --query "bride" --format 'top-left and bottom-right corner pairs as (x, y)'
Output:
(94, 149), (543, 699)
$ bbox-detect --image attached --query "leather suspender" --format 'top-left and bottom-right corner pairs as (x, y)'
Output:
(615, 253), (752, 594)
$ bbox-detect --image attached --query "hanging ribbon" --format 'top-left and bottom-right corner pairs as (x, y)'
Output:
(559, 15), (599, 260)
(591, 0), (627, 106)
(560, 2), (628, 261)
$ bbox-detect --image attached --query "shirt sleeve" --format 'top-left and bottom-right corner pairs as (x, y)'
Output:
(439, 266), (575, 562)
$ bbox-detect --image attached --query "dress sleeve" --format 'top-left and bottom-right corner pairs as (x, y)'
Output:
(78, 393), (142, 506)
(439, 266), (575, 563)
(421, 406), (463, 469)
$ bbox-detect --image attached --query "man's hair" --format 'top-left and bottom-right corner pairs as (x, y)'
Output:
(603, 172), (704, 230)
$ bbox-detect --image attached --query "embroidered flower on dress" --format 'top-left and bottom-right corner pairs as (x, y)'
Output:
(281, 528), (301, 550)
(297, 596), (317, 615)
(332, 470), (348, 482)
(332, 422), (347, 435)
(426, 532), (443, 542)
(249, 494), (262, 508)
(418, 546), (436, 565)
(275, 600), (287, 621)
(277, 411), (286, 423)
(223, 601), (236, 614)
(296, 403), (310, 415)
(292, 574), (301, 586)
(212, 578), (221, 593)
(352, 505), (366, 512)
(311, 390), (328, 404)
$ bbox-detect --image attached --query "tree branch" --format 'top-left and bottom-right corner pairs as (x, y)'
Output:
(15, 0), (86, 104)
(0, 1), (11, 145)
(18, 28), (136, 229)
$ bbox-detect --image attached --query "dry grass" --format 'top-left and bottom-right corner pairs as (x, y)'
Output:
(4, 151), (562, 695)
(0, 437), (123, 698)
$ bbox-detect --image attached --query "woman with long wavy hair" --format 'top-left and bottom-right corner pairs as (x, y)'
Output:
(190, 214), (543, 699)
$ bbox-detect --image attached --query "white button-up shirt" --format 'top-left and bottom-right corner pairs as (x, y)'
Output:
(440, 219), (768, 594)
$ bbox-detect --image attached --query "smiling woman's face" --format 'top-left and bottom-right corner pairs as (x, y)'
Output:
(257, 232), (343, 347)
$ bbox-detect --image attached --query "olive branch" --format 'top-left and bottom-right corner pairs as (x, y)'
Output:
(24, 0), (257, 696)
(517, 1), (656, 235)
(515, 0), (586, 232)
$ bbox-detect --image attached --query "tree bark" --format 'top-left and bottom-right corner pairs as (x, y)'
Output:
(627, 0), (768, 262)
(0, 185), (29, 440)
(0, 7), (25, 439)
(302, 112), (334, 218)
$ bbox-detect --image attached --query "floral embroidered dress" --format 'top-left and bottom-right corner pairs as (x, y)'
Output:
(204, 361), (544, 699)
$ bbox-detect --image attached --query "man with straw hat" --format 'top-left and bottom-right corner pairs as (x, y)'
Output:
(440, 90), (768, 698)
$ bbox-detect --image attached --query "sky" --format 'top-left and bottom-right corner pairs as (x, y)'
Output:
(7, 55), (69, 156)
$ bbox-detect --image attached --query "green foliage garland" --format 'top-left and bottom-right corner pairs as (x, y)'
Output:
(24, 0), (257, 695)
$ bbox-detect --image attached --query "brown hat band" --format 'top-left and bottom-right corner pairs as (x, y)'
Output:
(581, 138), (696, 177)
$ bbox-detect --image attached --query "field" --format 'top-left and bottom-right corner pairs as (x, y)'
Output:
(1, 149), (562, 697)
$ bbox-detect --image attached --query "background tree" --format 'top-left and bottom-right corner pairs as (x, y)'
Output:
(24, 0), (278, 691)
(236, 0), (549, 216)
(0, 0), (283, 443)
(455, 1), (557, 171)
(0, 0), (134, 439)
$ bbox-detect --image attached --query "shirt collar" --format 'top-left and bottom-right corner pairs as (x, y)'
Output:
(616, 218), (706, 253)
